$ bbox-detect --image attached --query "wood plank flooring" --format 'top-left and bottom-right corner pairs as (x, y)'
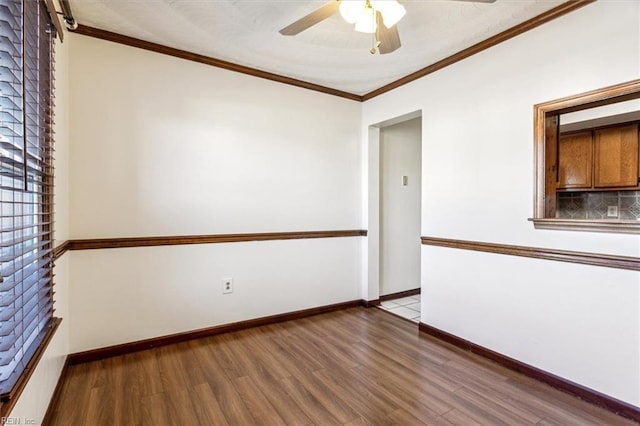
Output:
(46, 307), (637, 425)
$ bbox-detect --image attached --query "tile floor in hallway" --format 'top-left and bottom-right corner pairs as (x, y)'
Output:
(378, 295), (420, 323)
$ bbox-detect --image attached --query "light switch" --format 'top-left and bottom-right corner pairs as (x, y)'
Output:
(402, 175), (408, 186)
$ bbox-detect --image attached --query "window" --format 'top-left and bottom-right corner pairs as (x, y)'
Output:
(531, 79), (640, 234)
(0, 0), (58, 414)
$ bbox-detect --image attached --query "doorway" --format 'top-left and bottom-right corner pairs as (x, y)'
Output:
(376, 116), (422, 322)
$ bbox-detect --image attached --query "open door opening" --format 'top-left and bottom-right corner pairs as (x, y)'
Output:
(367, 114), (422, 324)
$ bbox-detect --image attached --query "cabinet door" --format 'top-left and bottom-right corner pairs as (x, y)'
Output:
(594, 124), (639, 188)
(557, 131), (592, 189)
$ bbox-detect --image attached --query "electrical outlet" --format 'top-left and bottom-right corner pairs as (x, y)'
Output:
(607, 206), (618, 218)
(222, 278), (233, 294)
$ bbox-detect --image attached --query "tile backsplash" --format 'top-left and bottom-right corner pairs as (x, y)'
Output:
(556, 190), (640, 220)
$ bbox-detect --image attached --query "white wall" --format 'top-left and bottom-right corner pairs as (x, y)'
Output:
(379, 118), (421, 295)
(67, 34), (363, 352)
(69, 36), (362, 238)
(363, 0), (640, 406)
(9, 31), (71, 423)
(69, 239), (361, 352)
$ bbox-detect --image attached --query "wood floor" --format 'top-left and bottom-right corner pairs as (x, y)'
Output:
(46, 307), (636, 425)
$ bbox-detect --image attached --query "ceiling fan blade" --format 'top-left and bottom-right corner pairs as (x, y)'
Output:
(376, 11), (401, 54)
(279, 1), (341, 36)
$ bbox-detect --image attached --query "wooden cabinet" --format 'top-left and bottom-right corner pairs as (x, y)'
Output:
(557, 123), (639, 191)
(594, 124), (639, 188)
(558, 131), (592, 189)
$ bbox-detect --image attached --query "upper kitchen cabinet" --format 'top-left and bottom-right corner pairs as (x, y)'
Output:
(557, 123), (639, 191)
(558, 130), (592, 189)
(593, 124), (639, 188)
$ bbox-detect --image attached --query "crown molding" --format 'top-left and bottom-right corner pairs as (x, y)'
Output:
(70, 24), (364, 102)
(361, 0), (595, 100)
(68, 0), (595, 102)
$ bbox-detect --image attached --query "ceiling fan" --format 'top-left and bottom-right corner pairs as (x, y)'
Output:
(280, 0), (497, 55)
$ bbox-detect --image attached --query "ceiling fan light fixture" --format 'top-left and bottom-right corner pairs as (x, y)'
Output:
(280, 0), (493, 55)
(340, 0), (405, 33)
(371, 0), (406, 28)
(339, 0), (364, 24)
(354, 5), (377, 33)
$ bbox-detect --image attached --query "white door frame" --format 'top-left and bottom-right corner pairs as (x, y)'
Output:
(363, 110), (422, 303)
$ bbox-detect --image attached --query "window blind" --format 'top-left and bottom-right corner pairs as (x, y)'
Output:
(0, 0), (55, 398)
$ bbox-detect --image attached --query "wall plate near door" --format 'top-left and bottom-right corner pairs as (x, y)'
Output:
(222, 278), (233, 294)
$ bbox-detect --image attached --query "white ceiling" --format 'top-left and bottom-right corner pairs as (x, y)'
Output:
(68, 0), (568, 95)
